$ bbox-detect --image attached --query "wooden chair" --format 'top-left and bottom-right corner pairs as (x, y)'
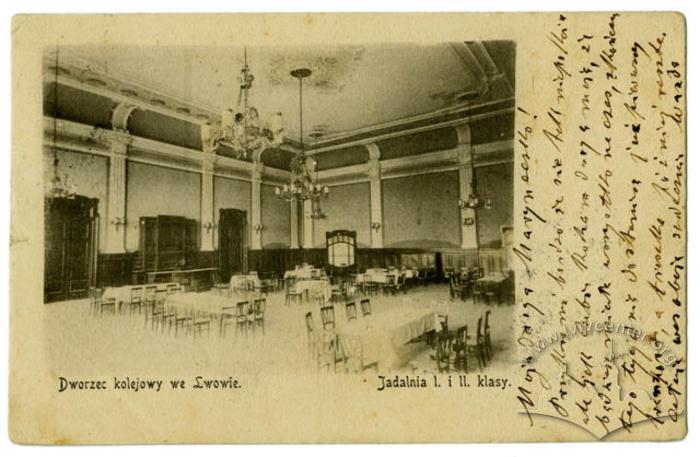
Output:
(452, 325), (469, 373)
(435, 330), (452, 373)
(192, 312), (211, 337)
(383, 274), (397, 296)
(129, 286), (143, 314)
(158, 305), (177, 332)
(144, 301), (163, 330)
(305, 312), (317, 357)
(362, 274), (378, 296)
(471, 281), (484, 305)
(449, 276), (466, 301)
(360, 298), (372, 317)
(250, 298), (266, 334)
(484, 310), (492, 360)
(285, 281), (303, 306)
(467, 318), (487, 371)
(88, 287), (103, 315)
(98, 297), (117, 315)
(484, 283), (498, 306)
(220, 301), (249, 336)
(173, 311), (194, 336)
(143, 285), (157, 307)
(166, 283), (181, 295)
(154, 290), (167, 310)
(320, 305), (336, 330)
(314, 293), (326, 308)
(345, 302), (357, 322)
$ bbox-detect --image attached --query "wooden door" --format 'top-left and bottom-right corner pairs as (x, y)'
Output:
(218, 208), (247, 281)
(44, 196), (99, 302)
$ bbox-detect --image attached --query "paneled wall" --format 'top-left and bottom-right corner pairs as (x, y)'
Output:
(381, 171), (461, 249)
(126, 162), (201, 251)
(261, 184), (290, 248)
(44, 149), (108, 251)
(475, 163), (513, 247)
(213, 176), (251, 248)
(313, 182), (371, 248)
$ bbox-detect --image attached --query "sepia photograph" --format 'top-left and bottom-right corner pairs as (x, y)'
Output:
(42, 41), (516, 378)
(9, 11), (687, 444)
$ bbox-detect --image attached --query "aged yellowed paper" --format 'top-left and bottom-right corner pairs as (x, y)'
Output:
(10, 12), (686, 443)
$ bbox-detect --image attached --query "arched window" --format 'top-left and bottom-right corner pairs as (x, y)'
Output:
(326, 230), (356, 268)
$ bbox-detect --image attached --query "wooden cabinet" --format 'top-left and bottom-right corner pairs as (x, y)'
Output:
(136, 215), (199, 273)
(44, 196), (99, 303)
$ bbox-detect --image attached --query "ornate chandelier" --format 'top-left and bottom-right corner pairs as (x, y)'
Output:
(202, 49), (284, 159)
(458, 160), (491, 210)
(275, 68), (329, 219)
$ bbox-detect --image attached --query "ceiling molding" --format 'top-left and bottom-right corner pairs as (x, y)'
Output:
(308, 106), (514, 155)
(45, 51), (514, 154)
(318, 140), (513, 186)
(43, 116), (290, 185)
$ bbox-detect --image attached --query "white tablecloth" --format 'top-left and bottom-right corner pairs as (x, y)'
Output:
(358, 268), (388, 284)
(230, 274), (261, 291)
(284, 266), (325, 279)
(102, 283), (179, 304)
(336, 307), (438, 368)
(295, 279), (332, 301)
(164, 291), (254, 316)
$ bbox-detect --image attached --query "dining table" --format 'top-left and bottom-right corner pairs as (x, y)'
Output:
(102, 282), (180, 307)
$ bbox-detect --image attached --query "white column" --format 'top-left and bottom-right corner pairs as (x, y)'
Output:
(200, 155), (215, 251)
(366, 143), (384, 248)
(250, 161), (263, 250)
(456, 124), (478, 249)
(290, 200), (299, 249)
(302, 199), (314, 249)
(104, 131), (131, 253)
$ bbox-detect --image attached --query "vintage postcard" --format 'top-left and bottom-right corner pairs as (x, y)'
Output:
(9, 12), (686, 443)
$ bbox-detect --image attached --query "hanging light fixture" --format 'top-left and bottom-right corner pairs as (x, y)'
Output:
(201, 48), (284, 159)
(458, 158), (491, 210)
(275, 67), (329, 219)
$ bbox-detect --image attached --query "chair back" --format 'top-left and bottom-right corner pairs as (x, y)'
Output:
(130, 286), (143, 301)
(320, 306), (335, 329)
(455, 325), (468, 350)
(484, 310), (491, 333)
(155, 289), (167, 305)
(436, 331), (452, 362)
(235, 301), (249, 318)
(476, 317), (483, 343)
(144, 285), (156, 302)
(253, 298), (266, 317)
(305, 312), (314, 334)
(345, 302), (357, 321)
(360, 298), (372, 316)
(166, 283), (180, 295)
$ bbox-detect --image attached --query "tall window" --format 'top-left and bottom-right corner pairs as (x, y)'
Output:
(326, 230), (356, 268)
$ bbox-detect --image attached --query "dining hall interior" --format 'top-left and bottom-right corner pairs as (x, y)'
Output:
(42, 41), (516, 376)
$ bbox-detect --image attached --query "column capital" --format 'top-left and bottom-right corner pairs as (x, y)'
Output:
(455, 123), (472, 145)
(111, 103), (138, 132)
(365, 143), (381, 161)
(366, 143), (382, 180)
